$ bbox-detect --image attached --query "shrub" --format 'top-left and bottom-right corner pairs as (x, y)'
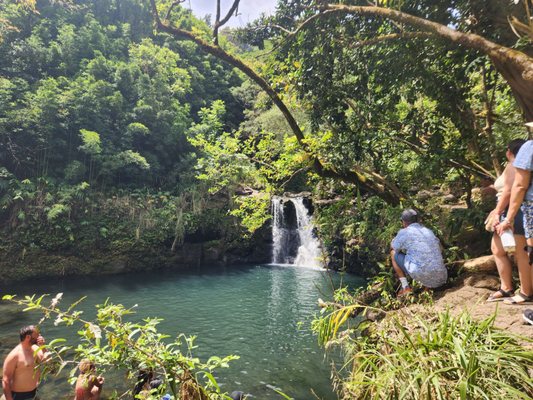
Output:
(315, 307), (533, 400)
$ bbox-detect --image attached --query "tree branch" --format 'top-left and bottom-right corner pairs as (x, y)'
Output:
(213, 0), (240, 45)
(279, 166), (309, 189)
(319, 3), (533, 120)
(396, 137), (495, 178)
(165, 0), (185, 21)
(340, 32), (432, 49)
(218, 0), (240, 29)
(213, 0), (221, 45)
(148, 0), (402, 204)
(272, 9), (339, 44)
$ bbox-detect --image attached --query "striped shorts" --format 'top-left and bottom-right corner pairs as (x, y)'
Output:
(522, 200), (533, 239)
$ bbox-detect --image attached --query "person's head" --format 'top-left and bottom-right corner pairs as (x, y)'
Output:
(79, 359), (96, 374)
(133, 368), (154, 395)
(506, 139), (526, 161)
(400, 209), (418, 226)
(19, 325), (39, 344)
(136, 368), (153, 383)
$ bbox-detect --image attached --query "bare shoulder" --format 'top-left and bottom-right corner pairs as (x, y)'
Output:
(3, 345), (20, 368)
(5, 344), (21, 359)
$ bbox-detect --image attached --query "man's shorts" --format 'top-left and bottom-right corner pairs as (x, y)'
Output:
(0, 389), (37, 400)
(394, 251), (410, 276)
(522, 200), (533, 239)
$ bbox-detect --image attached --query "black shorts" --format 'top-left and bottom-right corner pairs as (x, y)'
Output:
(11, 389), (37, 400)
(502, 208), (525, 236)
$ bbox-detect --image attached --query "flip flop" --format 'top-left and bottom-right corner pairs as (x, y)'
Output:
(487, 288), (514, 302)
(503, 292), (533, 305)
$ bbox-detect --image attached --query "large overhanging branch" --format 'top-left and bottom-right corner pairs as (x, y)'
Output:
(318, 3), (533, 121)
(320, 4), (533, 78)
(149, 0), (306, 147)
(270, 9), (339, 42)
(148, 0), (403, 204)
(278, 3), (533, 120)
(339, 32), (432, 49)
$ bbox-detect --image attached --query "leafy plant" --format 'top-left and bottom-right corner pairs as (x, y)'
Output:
(313, 304), (533, 400)
(3, 293), (240, 400)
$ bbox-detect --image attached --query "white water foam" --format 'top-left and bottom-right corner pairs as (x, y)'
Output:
(271, 196), (322, 268)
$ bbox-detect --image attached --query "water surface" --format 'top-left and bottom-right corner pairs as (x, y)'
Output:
(0, 264), (363, 399)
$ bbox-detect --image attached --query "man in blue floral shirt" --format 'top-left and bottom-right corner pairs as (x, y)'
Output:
(390, 209), (447, 296)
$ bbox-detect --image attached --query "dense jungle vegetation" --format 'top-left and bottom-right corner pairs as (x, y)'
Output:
(1, 0), (531, 278)
(1, 1), (533, 399)
(0, 0), (257, 279)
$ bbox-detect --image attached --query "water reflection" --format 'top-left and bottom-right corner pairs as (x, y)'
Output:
(0, 265), (363, 399)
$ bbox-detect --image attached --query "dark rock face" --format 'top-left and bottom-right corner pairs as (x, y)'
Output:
(274, 229), (300, 264)
(0, 226), (273, 284)
(301, 197), (314, 215)
(224, 222), (272, 265)
(282, 200), (298, 229)
(271, 198), (303, 264)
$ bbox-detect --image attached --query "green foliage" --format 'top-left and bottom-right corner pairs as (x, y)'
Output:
(46, 203), (70, 222)
(3, 294), (239, 400)
(313, 304), (533, 400)
(187, 96), (312, 232)
(109, 150), (151, 170)
(0, 0), (243, 187)
(229, 194), (271, 235)
(79, 129), (102, 155)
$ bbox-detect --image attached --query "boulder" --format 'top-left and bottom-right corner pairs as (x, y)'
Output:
(462, 255), (496, 274)
(416, 190), (432, 201)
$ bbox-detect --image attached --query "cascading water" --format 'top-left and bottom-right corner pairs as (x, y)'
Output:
(271, 196), (322, 268)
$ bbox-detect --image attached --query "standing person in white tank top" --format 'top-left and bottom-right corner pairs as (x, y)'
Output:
(485, 139), (531, 302)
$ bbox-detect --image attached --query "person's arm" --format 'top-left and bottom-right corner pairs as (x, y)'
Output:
(95, 375), (104, 387)
(496, 168), (531, 235)
(34, 335), (50, 363)
(2, 353), (16, 400)
(495, 165), (515, 214)
(391, 230), (404, 251)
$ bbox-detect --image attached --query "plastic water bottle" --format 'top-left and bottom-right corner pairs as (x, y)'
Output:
(500, 229), (516, 253)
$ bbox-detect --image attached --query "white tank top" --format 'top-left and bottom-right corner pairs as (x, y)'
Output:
(494, 173), (505, 200)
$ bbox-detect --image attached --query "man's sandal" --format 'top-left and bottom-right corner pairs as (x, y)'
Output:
(503, 292), (533, 305)
(487, 288), (514, 302)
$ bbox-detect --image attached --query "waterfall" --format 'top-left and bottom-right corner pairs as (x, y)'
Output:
(271, 197), (322, 268)
(271, 197), (285, 264)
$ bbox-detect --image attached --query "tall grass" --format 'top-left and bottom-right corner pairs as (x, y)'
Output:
(315, 308), (533, 399)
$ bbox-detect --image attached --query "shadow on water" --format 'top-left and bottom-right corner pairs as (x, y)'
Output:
(0, 264), (364, 400)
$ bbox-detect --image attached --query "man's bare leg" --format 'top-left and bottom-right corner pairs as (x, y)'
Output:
(390, 249), (411, 295)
